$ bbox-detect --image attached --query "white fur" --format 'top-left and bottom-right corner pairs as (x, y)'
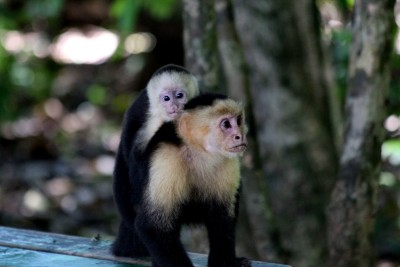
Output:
(136, 71), (199, 151)
(135, 114), (164, 151)
(147, 71), (199, 121)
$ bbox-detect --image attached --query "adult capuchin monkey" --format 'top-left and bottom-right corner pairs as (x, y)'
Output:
(112, 64), (199, 257)
(130, 93), (251, 267)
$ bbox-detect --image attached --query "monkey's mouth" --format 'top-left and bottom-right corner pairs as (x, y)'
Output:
(229, 144), (247, 153)
(168, 111), (181, 118)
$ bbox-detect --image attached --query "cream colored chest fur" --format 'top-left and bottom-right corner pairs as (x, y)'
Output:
(146, 143), (241, 217)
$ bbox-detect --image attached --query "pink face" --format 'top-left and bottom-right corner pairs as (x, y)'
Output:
(159, 88), (188, 120)
(219, 114), (247, 154)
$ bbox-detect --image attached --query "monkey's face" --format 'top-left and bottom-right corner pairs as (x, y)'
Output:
(205, 114), (247, 158)
(159, 88), (188, 121)
(179, 98), (248, 158)
(147, 71), (199, 122)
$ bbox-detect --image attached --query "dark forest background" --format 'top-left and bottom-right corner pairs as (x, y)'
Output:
(1, 1), (400, 267)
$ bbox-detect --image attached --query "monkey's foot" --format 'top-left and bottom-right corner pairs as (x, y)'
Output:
(236, 257), (251, 267)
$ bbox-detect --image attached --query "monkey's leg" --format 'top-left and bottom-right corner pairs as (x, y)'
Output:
(206, 209), (251, 267)
(206, 211), (237, 267)
(111, 221), (149, 257)
(113, 152), (137, 224)
(112, 152), (149, 257)
(135, 214), (194, 267)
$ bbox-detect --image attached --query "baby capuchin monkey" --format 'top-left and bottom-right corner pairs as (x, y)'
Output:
(117, 64), (199, 158)
(112, 64), (199, 257)
(132, 93), (251, 267)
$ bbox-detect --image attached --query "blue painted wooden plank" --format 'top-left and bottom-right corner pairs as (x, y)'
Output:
(0, 246), (142, 267)
(0, 226), (290, 267)
(0, 226), (150, 266)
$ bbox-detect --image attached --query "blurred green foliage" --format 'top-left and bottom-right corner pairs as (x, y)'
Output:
(330, 24), (400, 116)
(111, 0), (143, 34)
(87, 85), (108, 106)
(0, 0), (63, 121)
(25, 0), (64, 20)
(383, 140), (400, 165)
(111, 0), (178, 34)
(0, 0), (179, 122)
(0, 46), (12, 120)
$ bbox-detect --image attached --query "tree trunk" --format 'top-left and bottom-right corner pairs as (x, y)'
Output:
(232, 1), (338, 266)
(182, 0), (257, 257)
(327, 1), (396, 266)
(183, 0), (220, 93)
(181, 0), (220, 254)
(215, 0), (279, 261)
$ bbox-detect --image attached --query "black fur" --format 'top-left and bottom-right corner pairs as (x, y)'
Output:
(113, 93), (250, 267)
(119, 90), (149, 160)
(111, 89), (150, 257)
(184, 92), (227, 110)
(112, 64), (190, 258)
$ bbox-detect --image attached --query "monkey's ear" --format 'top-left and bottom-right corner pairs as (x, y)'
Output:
(178, 113), (190, 138)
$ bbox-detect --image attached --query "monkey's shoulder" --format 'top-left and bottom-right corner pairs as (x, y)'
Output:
(146, 121), (182, 152)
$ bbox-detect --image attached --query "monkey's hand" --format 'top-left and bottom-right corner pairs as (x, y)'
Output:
(235, 257), (251, 267)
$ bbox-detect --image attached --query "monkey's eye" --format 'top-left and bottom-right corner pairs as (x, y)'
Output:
(163, 96), (171, 101)
(176, 92), (184, 99)
(237, 115), (242, 126)
(221, 119), (231, 129)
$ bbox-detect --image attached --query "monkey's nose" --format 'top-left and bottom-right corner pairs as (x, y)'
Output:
(171, 105), (178, 112)
(234, 135), (241, 140)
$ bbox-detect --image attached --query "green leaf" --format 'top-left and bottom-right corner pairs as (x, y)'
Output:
(87, 85), (108, 106)
(144, 0), (178, 19)
(26, 0), (64, 19)
(111, 0), (142, 34)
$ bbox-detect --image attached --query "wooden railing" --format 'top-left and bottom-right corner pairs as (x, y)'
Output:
(0, 226), (290, 267)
